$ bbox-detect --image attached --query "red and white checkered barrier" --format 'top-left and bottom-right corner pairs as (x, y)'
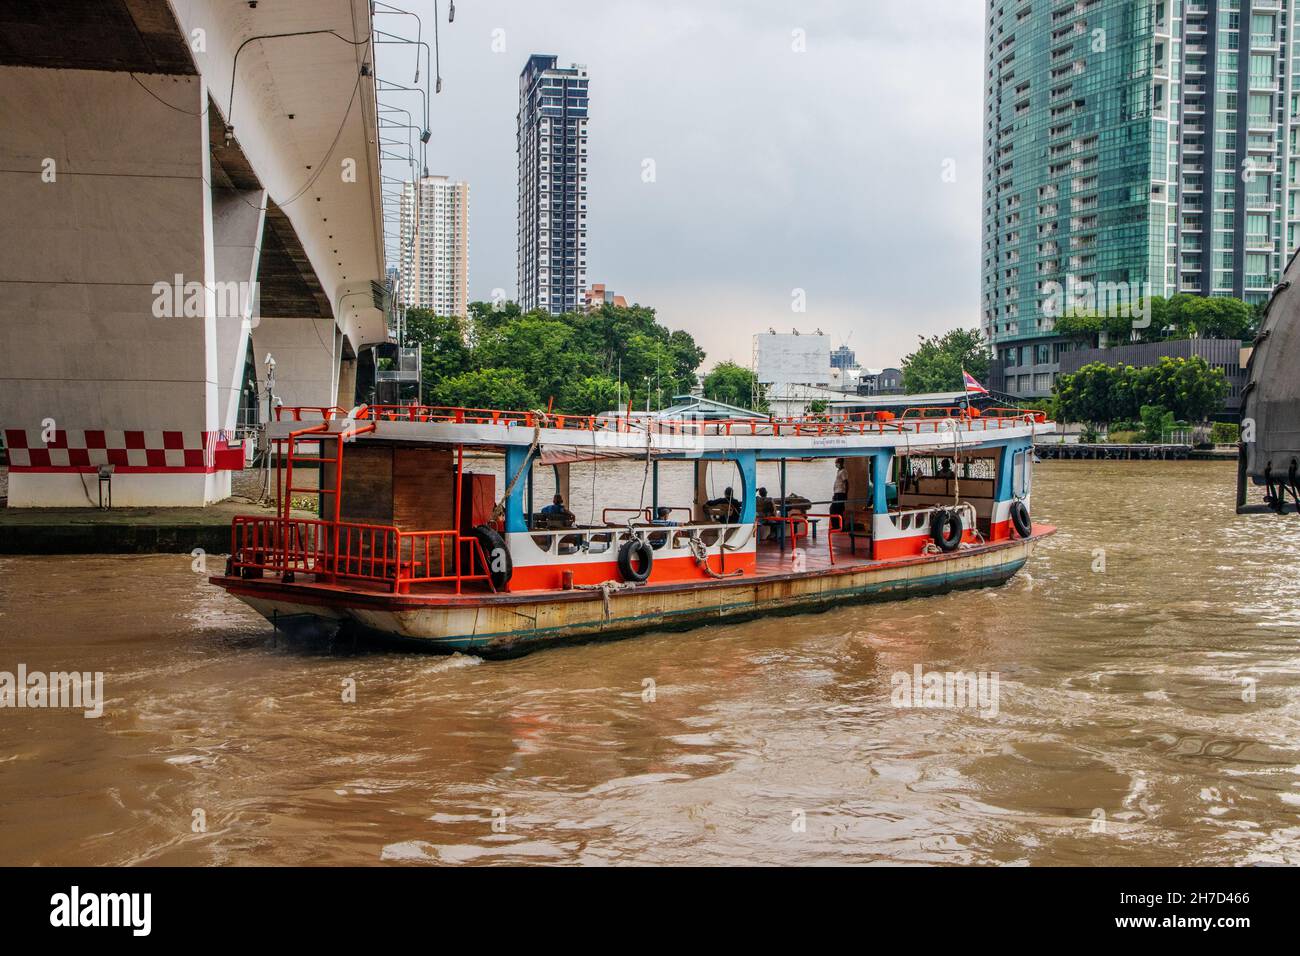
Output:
(3, 429), (244, 473)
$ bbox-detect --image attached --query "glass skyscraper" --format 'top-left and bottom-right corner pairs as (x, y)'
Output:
(983, 0), (1300, 398)
(517, 55), (589, 315)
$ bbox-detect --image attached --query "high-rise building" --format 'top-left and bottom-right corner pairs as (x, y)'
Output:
(517, 54), (589, 314)
(398, 175), (469, 316)
(983, 0), (1300, 398)
(830, 344), (859, 370)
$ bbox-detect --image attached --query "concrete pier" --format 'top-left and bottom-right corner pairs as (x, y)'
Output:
(0, 0), (388, 508)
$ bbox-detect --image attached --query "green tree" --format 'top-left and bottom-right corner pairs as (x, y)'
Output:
(466, 299), (523, 342)
(561, 375), (627, 416)
(400, 300), (706, 415)
(1172, 295), (1254, 340)
(702, 361), (765, 411)
(1132, 355), (1227, 422)
(1138, 404), (1175, 443)
(1054, 362), (1139, 425)
(900, 328), (991, 394)
(474, 315), (592, 407)
(402, 309), (471, 397)
(429, 368), (540, 411)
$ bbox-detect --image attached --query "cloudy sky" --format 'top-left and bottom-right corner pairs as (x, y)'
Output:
(378, 1), (985, 369)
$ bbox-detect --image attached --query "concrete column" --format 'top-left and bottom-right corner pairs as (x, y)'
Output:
(212, 188), (267, 430)
(336, 356), (358, 410)
(251, 317), (343, 413)
(0, 67), (238, 507)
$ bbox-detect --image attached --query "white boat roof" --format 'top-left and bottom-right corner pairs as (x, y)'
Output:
(267, 407), (1053, 461)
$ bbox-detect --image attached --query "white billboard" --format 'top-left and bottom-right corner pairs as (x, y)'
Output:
(753, 332), (831, 386)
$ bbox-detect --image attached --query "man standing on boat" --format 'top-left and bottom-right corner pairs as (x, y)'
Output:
(831, 459), (849, 522)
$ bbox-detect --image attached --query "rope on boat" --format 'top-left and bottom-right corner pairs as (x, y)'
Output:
(574, 579), (638, 619)
(489, 410), (549, 525)
(687, 533), (744, 578)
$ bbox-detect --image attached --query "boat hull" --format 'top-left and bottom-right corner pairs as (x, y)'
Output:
(213, 529), (1051, 658)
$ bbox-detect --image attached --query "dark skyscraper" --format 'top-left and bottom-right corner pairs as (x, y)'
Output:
(517, 55), (589, 314)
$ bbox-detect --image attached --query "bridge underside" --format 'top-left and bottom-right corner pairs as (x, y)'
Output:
(0, 0), (383, 507)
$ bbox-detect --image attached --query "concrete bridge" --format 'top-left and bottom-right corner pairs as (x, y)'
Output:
(0, 0), (389, 506)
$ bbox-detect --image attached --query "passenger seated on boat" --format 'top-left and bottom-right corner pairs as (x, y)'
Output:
(648, 507), (677, 547)
(649, 506), (678, 526)
(540, 494), (575, 529)
(936, 458), (956, 480)
(705, 487), (742, 524)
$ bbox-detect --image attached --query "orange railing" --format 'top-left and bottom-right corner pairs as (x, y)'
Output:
(272, 404), (1049, 437)
(772, 512), (846, 565)
(230, 516), (494, 594)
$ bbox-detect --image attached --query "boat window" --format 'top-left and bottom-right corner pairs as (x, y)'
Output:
(1013, 449), (1031, 498)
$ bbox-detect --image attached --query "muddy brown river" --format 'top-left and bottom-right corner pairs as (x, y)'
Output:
(2, 460), (1299, 865)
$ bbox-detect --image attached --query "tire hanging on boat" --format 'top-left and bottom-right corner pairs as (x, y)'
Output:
(617, 537), (654, 583)
(1009, 500), (1032, 538)
(471, 525), (512, 590)
(930, 508), (963, 552)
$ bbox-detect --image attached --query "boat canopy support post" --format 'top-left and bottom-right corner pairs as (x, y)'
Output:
(503, 444), (534, 533)
(735, 451), (757, 525)
(526, 460), (535, 521)
(652, 460), (660, 514)
(871, 451), (889, 513)
(693, 460), (708, 522)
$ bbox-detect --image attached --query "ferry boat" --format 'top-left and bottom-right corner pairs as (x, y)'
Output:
(210, 403), (1055, 657)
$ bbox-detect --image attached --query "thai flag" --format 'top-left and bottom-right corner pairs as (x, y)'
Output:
(962, 370), (988, 394)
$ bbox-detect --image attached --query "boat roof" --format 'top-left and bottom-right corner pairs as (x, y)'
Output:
(267, 405), (1053, 462)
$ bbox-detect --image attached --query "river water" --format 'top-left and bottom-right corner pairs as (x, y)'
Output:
(2, 460), (1299, 865)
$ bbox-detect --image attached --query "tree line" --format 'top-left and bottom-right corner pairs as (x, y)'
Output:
(379, 302), (771, 415)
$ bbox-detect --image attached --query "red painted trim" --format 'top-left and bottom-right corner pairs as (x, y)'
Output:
(212, 526), (1057, 613)
(509, 552), (757, 590)
(10, 465), (229, 475)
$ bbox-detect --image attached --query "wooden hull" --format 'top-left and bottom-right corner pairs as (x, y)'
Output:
(213, 528), (1052, 658)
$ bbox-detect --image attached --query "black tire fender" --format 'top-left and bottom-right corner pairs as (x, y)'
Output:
(930, 508), (963, 552)
(1009, 500), (1032, 539)
(617, 537), (653, 583)
(472, 524), (512, 590)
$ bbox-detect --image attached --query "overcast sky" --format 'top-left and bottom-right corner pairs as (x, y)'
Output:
(378, 1), (985, 369)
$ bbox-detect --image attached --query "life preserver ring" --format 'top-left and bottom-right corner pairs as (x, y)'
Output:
(617, 537), (653, 582)
(472, 525), (512, 590)
(931, 508), (963, 552)
(1009, 500), (1032, 538)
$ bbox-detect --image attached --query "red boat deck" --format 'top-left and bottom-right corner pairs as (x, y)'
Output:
(753, 536), (873, 575)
